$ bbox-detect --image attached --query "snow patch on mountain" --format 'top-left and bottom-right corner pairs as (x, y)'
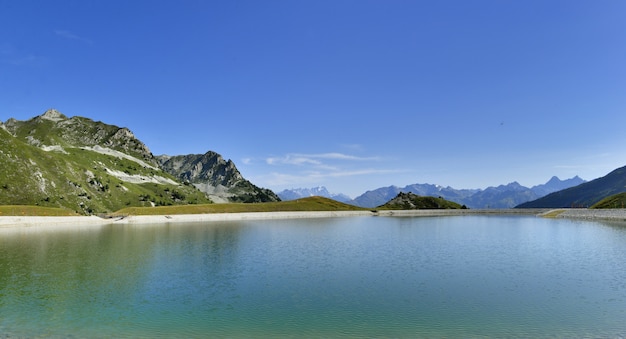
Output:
(41, 145), (69, 154)
(104, 168), (179, 185)
(83, 145), (158, 170)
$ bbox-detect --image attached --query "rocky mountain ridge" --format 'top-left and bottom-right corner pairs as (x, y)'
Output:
(4, 109), (157, 167)
(157, 152), (279, 203)
(0, 109), (278, 213)
(315, 176), (585, 208)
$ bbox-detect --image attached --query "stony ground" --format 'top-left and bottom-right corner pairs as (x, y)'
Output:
(548, 208), (626, 222)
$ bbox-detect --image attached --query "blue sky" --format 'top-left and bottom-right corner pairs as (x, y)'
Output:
(2, 1), (626, 197)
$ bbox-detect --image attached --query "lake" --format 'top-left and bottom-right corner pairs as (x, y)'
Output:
(1, 215), (626, 337)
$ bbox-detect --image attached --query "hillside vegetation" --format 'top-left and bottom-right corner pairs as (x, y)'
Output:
(377, 192), (465, 210)
(590, 193), (626, 209)
(113, 196), (367, 216)
(0, 205), (78, 216)
(1, 111), (211, 214)
(1, 109), (288, 214)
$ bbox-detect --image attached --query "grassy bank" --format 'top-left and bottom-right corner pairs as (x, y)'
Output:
(112, 196), (368, 216)
(0, 205), (78, 216)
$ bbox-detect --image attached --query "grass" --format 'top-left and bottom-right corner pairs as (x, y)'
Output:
(0, 205), (78, 216)
(541, 209), (566, 218)
(112, 196), (368, 216)
(377, 193), (464, 210)
(1, 127), (210, 214)
(590, 193), (626, 209)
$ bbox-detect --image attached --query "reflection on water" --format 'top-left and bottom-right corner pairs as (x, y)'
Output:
(1, 216), (626, 337)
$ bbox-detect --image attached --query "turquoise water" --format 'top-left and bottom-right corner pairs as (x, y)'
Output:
(1, 216), (626, 337)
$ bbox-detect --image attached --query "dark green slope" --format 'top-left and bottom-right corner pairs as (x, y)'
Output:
(378, 192), (465, 210)
(591, 192), (626, 209)
(516, 165), (626, 208)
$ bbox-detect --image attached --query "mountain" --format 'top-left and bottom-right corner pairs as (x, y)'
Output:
(0, 109), (277, 214)
(378, 192), (465, 210)
(277, 186), (351, 203)
(350, 177), (584, 209)
(350, 183), (478, 208)
(157, 152), (280, 203)
(4, 110), (156, 166)
(516, 166), (626, 208)
(349, 185), (404, 208)
(530, 175), (585, 196)
(1, 110), (209, 214)
(465, 182), (535, 208)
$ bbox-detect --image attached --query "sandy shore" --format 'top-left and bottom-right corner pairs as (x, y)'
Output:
(2, 208), (626, 229)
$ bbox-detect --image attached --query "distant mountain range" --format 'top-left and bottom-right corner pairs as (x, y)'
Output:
(280, 176), (586, 209)
(517, 165), (626, 208)
(277, 186), (352, 203)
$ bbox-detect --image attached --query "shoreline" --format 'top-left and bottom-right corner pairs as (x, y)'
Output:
(1, 208), (626, 229)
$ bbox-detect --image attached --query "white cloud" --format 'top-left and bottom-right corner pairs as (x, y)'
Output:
(260, 168), (407, 187)
(340, 143), (364, 151)
(54, 29), (93, 44)
(1, 53), (46, 66)
(261, 172), (318, 186)
(266, 154), (322, 166)
(0, 44), (46, 66)
(258, 151), (398, 192)
(266, 152), (380, 166)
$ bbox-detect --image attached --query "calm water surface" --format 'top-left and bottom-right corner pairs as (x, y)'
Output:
(1, 216), (626, 338)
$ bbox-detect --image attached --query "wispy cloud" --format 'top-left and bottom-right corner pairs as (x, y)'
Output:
(256, 151), (400, 190)
(306, 168), (405, 179)
(340, 143), (364, 151)
(261, 168), (406, 187)
(0, 44), (46, 66)
(266, 152), (380, 166)
(552, 165), (584, 170)
(54, 29), (93, 44)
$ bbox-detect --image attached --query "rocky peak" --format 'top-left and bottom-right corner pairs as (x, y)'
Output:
(157, 151), (279, 203)
(157, 151), (243, 185)
(39, 109), (68, 122)
(111, 127), (136, 140)
(104, 127), (153, 159)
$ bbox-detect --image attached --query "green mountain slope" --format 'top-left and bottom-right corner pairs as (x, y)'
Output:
(590, 192), (626, 209)
(1, 111), (212, 214)
(378, 192), (465, 210)
(4, 110), (156, 167)
(516, 165), (626, 208)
